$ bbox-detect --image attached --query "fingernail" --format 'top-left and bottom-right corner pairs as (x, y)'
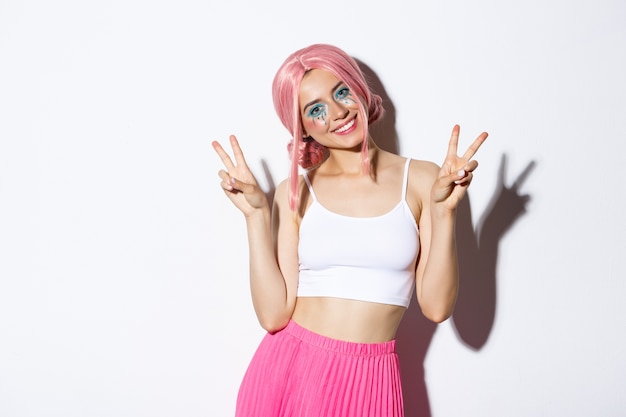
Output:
(458, 169), (466, 177)
(230, 177), (237, 185)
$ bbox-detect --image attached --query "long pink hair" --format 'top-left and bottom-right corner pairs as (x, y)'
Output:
(272, 44), (385, 210)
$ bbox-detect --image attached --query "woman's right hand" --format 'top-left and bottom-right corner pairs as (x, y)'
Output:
(212, 135), (269, 217)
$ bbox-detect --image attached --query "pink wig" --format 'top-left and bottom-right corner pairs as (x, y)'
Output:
(272, 44), (385, 210)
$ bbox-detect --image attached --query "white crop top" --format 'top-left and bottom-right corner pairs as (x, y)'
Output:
(297, 158), (419, 307)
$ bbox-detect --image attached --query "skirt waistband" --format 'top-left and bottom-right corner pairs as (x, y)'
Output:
(282, 320), (396, 356)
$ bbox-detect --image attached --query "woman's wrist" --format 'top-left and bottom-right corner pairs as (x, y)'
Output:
(244, 204), (271, 224)
(430, 202), (457, 221)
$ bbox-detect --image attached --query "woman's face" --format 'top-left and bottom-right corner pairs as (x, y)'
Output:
(298, 69), (363, 150)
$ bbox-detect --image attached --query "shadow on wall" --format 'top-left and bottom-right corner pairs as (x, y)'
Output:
(396, 156), (535, 416)
(358, 60), (537, 416)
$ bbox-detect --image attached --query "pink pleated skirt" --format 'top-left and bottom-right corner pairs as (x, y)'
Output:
(235, 320), (404, 417)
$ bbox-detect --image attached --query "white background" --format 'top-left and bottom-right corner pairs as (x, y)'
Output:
(1, 1), (625, 416)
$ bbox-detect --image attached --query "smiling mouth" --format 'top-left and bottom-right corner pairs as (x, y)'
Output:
(333, 116), (357, 134)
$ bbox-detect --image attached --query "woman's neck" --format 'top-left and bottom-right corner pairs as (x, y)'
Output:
(322, 138), (379, 176)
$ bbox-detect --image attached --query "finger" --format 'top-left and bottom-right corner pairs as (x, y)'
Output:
(212, 140), (236, 171)
(217, 170), (235, 191)
(451, 167), (467, 184)
(219, 177), (249, 194)
(460, 131), (488, 161)
(220, 179), (235, 192)
(462, 159), (479, 173)
(454, 171), (473, 185)
(229, 135), (250, 169)
(229, 177), (256, 194)
(446, 125), (461, 159)
(217, 168), (249, 192)
(217, 169), (231, 183)
(436, 167), (467, 187)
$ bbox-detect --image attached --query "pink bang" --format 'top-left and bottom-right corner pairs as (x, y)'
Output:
(272, 44), (385, 210)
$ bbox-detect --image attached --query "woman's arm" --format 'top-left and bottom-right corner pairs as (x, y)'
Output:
(248, 180), (299, 332)
(413, 126), (487, 323)
(212, 136), (298, 332)
(413, 161), (460, 323)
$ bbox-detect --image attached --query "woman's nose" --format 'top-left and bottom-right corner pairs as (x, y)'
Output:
(329, 101), (349, 120)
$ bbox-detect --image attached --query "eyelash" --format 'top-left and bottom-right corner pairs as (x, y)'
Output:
(307, 104), (327, 119)
(335, 87), (351, 100)
(305, 86), (353, 120)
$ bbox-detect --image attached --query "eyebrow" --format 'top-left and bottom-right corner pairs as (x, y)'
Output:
(302, 81), (345, 112)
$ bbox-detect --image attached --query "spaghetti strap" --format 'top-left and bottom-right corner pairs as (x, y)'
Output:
(401, 158), (411, 201)
(302, 171), (317, 201)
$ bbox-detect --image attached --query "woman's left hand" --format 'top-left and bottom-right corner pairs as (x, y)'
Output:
(432, 124), (488, 211)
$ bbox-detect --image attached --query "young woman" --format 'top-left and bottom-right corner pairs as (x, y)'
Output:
(212, 44), (487, 417)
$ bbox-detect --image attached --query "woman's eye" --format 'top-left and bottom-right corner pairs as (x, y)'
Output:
(307, 104), (326, 119)
(335, 87), (351, 100)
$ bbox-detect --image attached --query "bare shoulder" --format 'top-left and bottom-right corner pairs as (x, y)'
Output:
(273, 177), (290, 207)
(406, 159), (440, 218)
(408, 159), (439, 188)
(272, 175), (311, 222)
(272, 177), (294, 217)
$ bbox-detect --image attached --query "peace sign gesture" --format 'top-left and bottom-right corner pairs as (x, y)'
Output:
(212, 135), (269, 217)
(432, 125), (488, 211)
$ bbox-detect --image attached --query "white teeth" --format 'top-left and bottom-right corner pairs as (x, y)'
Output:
(335, 118), (355, 133)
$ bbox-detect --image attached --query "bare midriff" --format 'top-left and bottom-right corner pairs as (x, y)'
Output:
(291, 297), (407, 343)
